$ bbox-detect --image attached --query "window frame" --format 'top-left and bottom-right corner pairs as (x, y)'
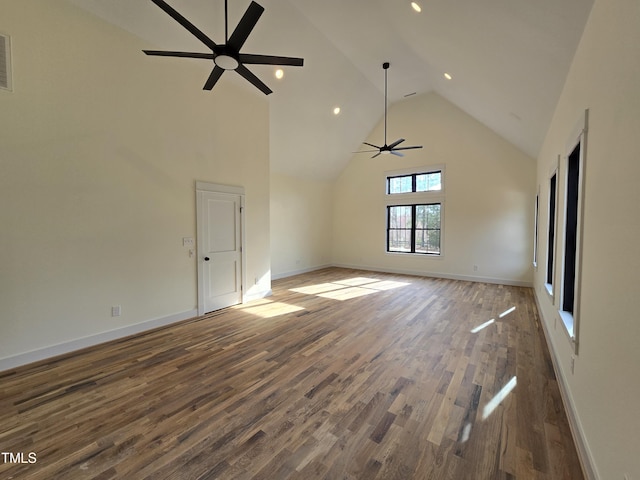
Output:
(545, 163), (559, 299)
(386, 203), (442, 255)
(558, 109), (588, 353)
(384, 165), (445, 257)
(386, 170), (442, 195)
(533, 187), (540, 269)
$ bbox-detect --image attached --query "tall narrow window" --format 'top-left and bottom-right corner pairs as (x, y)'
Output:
(533, 191), (539, 268)
(388, 205), (413, 252)
(562, 145), (580, 314)
(546, 172), (557, 293)
(0, 34), (12, 91)
(559, 108), (588, 350)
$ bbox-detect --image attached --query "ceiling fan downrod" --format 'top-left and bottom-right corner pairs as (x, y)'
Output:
(353, 61), (423, 158)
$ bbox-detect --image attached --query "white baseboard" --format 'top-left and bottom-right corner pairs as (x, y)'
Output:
(331, 263), (533, 288)
(0, 309), (198, 372)
(2, 285), (274, 373)
(533, 291), (599, 480)
(271, 264), (332, 281)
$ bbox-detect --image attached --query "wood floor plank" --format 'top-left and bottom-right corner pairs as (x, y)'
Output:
(0, 268), (584, 479)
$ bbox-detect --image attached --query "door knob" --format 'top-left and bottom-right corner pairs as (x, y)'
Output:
(204, 257), (210, 261)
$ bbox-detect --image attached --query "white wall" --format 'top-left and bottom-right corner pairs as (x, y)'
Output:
(0, 0), (270, 367)
(270, 173), (333, 278)
(534, 0), (640, 478)
(332, 92), (536, 286)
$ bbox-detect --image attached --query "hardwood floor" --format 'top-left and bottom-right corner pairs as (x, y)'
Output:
(0, 268), (584, 479)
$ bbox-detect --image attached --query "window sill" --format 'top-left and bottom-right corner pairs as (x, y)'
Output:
(386, 251), (443, 259)
(544, 283), (553, 298)
(558, 310), (575, 339)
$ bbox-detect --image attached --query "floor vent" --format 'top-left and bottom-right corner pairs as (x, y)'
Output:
(0, 34), (13, 91)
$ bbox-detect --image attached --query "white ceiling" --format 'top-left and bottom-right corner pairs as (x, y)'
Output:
(68, 0), (594, 180)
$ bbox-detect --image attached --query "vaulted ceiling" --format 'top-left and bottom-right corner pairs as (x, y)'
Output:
(69, 0), (594, 180)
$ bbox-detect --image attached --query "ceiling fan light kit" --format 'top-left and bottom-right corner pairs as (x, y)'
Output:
(143, 0), (304, 95)
(356, 62), (423, 158)
(214, 54), (239, 70)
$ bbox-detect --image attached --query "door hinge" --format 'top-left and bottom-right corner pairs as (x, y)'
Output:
(240, 206), (243, 213)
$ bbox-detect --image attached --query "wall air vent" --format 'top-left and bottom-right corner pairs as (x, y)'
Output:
(0, 34), (13, 91)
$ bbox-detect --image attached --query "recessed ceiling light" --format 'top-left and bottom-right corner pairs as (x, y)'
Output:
(275, 69), (284, 79)
(444, 72), (453, 80)
(411, 2), (422, 13)
(333, 107), (341, 115)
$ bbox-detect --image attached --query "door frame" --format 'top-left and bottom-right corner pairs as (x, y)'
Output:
(195, 181), (246, 316)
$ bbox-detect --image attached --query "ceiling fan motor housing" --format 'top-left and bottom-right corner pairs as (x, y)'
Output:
(143, 0), (304, 94)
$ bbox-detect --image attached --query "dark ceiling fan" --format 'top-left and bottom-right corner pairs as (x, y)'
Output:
(143, 0), (304, 95)
(356, 62), (423, 158)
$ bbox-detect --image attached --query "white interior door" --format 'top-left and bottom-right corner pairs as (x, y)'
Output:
(197, 186), (244, 314)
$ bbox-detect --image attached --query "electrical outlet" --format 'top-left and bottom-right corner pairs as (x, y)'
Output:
(473, 265), (478, 271)
(111, 305), (122, 317)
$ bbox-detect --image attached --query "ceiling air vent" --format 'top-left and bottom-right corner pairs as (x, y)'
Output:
(0, 33), (13, 91)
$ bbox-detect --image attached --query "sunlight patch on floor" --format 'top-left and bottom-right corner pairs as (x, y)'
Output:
(234, 299), (304, 318)
(482, 376), (517, 420)
(470, 318), (495, 334)
(290, 277), (411, 301)
(499, 306), (516, 318)
(318, 286), (379, 301)
(290, 283), (346, 295)
(460, 423), (472, 443)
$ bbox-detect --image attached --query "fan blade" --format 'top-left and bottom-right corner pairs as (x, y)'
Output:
(239, 54), (304, 67)
(391, 150), (405, 157)
(150, 0), (217, 51)
(235, 64), (272, 95)
(354, 150), (380, 154)
(143, 50), (214, 60)
(363, 142), (382, 149)
(203, 66), (225, 90)
(388, 138), (405, 149)
(228, 1), (264, 51)
(372, 152), (382, 159)
(392, 145), (423, 151)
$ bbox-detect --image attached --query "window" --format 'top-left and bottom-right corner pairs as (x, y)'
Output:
(562, 145), (580, 314)
(533, 190), (539, 268)
(559, 109), (588, 348)
(385, 167), (444, 256)
(387, 204), (441, 254)
(387, 171), (442, 194)
(546, 170), (557, 295)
